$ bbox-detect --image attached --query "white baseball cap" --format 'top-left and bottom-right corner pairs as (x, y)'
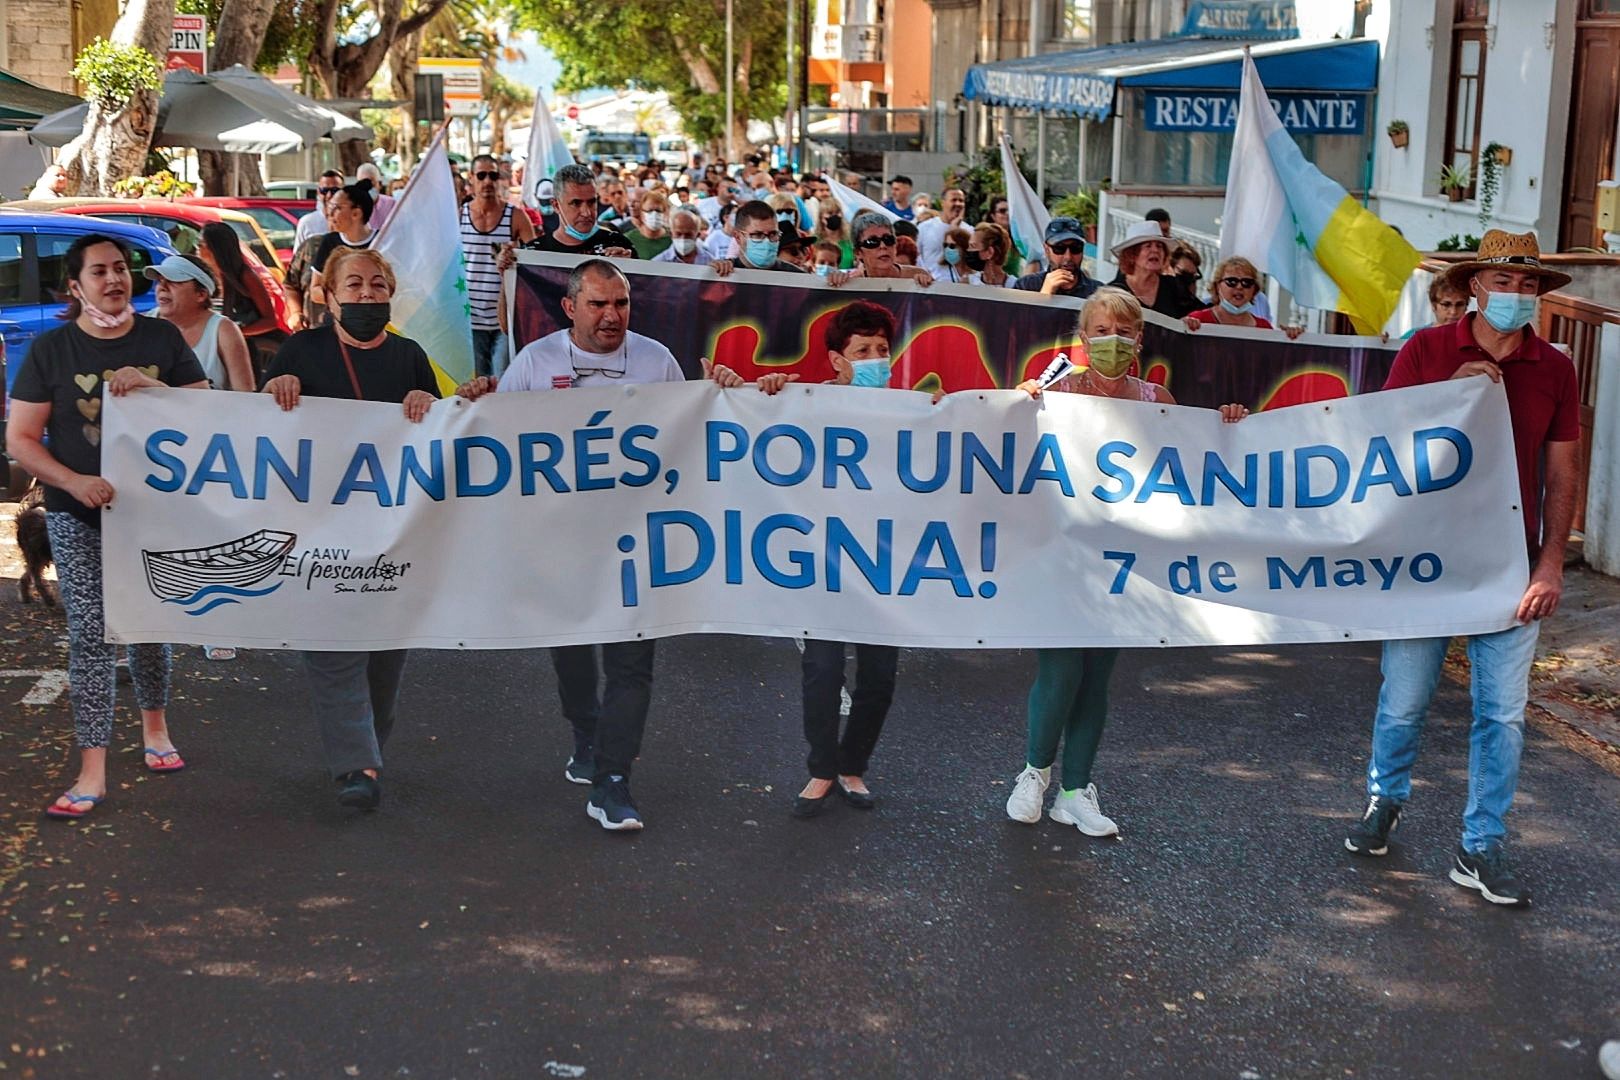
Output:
(142, 253), (215, 293)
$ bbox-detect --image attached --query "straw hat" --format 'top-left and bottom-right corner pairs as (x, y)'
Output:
(1110, 219), (1171, 257)
(1441, 229), (1571, 294)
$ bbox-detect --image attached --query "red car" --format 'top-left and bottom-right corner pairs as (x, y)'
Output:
(9, 199), (293, 335)
(187, 196), (316, 265)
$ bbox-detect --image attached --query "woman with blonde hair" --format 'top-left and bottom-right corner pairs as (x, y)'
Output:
(1186, 255), (1303, 337)
(262, 247), (441, 812)
(965, 223), (1012, 287)
(1005, 287), (1249, 836)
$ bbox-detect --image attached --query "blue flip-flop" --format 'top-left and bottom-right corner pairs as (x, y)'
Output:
(144, 747), (187, 773)
(44, 791), (104, 819)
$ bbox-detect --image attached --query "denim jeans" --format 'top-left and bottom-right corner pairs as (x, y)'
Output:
(302, 650), (410, 778)
(1365, 621), (1540, 852)
(472, 328), (508, 379)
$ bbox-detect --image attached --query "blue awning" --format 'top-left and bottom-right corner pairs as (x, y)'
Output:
(962, 37), (1379, 120)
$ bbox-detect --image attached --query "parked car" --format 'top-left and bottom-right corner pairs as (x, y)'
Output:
(186, 196), (316, 265)
(265, 180), (323, 200)
(6, 198), (286, 277)
(655, 136), (690, 169)
(5, 200), (293, 335)
(0, 210), (178, 493)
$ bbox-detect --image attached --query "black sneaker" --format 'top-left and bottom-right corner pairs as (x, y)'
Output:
(587, 776), (643, 832)
(1449, 846), (1531, 907)
(336, 770), (380, 810)
(1344, 796), (1401, 856)
(564, 754), (594, 785)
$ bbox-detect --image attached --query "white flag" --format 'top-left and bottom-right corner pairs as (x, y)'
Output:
(523, 85), (575, 206)
(373, 125), (475, 390)
(823, 172), (899, 224)
(999, 133), (1050, 271)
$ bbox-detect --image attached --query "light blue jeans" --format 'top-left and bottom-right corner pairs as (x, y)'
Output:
(1365, 621), (1540, 852)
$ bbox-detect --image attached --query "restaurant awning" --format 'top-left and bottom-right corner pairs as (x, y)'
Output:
(0, 69), (82, 131)
(962, 37), (1379, 122)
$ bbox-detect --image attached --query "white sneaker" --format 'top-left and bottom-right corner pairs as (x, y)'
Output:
(1005, 765), (1050, 824)
(1050, 783), (1118, 837)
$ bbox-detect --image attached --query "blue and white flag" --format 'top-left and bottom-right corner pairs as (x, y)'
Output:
(999, 133), (1051, 271)
(523, 85), (575, 204)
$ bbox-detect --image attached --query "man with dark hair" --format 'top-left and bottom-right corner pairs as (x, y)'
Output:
(523, 164), (636, 258)
(884, 175), (915, 220)
(1144, 207), (1172, 237)
(710, 200), (805, 275)
(460, 153), (536, 378)
(455, 258), (683, 833)
(294, 169), (346, 251)
(1013, 218), (1102, 298)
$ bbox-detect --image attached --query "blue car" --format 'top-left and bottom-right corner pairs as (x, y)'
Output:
(1, 210), (178, 491)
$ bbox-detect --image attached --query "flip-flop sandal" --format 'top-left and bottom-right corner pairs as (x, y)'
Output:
(45, 791), (104, 819)
(144, 747), (187, 773)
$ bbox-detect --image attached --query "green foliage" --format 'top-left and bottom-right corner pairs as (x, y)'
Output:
(517, 0), (787, 146)
(1050, 188), (1098, 227)
(945, 144), (1035, 224)
(1435, 233), (1482, 252)
(72, 37), (163, 112)
(111, 170), (197, 198)
(1478, 142), (1503, 227)
(1385, 119), (1408, 135)
(177, 0), (317, 73)
(1438, 161), (1471, 193)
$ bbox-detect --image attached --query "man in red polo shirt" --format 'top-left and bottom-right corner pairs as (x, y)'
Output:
(1343, 230), (1580, 908)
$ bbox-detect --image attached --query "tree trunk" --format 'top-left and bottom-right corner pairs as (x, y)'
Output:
(60, 0), (174, 195)
(388, 29), (421, 171)
(200, 0), (279, 194)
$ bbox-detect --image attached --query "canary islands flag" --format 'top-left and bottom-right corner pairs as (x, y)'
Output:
(998, 133), (1051, 271)
(1220, 52), (1419, 334)
(373, 125), (474, 393)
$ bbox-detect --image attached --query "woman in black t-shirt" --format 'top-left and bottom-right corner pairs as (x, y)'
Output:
(6, 234), (209, 820)
(262, 248), (440, 812)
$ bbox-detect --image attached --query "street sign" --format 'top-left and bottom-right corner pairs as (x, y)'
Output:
(168, 14), (207, 74)
(418, 57), (483, 118)
(566, 104), (580, 121)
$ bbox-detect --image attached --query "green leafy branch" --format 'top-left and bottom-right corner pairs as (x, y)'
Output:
(71, 37), (163, 112)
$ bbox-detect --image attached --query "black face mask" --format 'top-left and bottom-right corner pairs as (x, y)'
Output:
(964, 250), (986, 272)
(824, 215), (842, 230)
(337, 301), (390, 341)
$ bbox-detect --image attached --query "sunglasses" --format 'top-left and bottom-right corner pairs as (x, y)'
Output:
(858, 234), (897, 249)
(1049, 242), (1083, 255)
(1221, 276), (1259, 289)
(318, 187), (342, 196)
(474, 170), (501, 181)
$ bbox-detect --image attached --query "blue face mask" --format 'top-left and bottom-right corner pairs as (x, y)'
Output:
(563, 219), (596, 242)
(538, 201), (554, 215)
(1219, 297), (1254, 315)
(849, 356), (891, 387)
(753, 187), (771, 200)
(745, 238), (780, 266)
(944, 248), (962, 266)
(814, 263), (833, 277)
(1478, 289), (1537, 332)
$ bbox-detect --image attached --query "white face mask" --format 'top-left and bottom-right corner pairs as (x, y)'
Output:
(672, 236), (698, 256)
(644, 211), (666, 230)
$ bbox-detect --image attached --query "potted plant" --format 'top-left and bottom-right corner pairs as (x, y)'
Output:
(1386, 119), (1409, 149)
(1439, 162), (1471, 202)
(1489, 143), (1512, 166)
(1051, 188), (1099, 243)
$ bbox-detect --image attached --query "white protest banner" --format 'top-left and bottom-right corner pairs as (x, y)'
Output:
(101, 379), (1526, 651)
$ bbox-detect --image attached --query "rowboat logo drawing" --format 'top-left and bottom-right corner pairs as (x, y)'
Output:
(142, 530), (297, 616)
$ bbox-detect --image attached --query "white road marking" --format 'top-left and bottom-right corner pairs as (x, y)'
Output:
(0, 669), (69, 706)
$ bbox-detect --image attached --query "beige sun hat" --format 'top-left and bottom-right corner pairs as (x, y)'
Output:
(1441, 229), (1572, 295)
(1110, 219), (1171, 258)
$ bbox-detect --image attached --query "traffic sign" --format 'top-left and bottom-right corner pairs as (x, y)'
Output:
(566, 104), (580, 121)
(418, 57), (483, 118)
(168, 14), (207, 74)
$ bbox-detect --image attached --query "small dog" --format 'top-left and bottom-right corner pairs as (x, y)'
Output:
(14, 484), (56, 606)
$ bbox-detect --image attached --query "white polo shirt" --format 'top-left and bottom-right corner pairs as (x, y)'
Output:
(499, 328), (684, 391)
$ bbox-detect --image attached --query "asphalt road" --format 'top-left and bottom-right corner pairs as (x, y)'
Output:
(2, 605), (1618, 1079)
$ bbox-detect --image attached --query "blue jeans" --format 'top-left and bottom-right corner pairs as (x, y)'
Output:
(1365, 621), (1540, 852)
(472, 328), (508, 379)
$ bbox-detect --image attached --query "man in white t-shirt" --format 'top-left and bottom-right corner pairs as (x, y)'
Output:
(456, 260), (682, 832)
(916, 187), (967, 274)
